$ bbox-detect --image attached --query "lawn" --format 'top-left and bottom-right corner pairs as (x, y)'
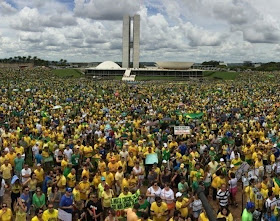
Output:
(203, 71), (239, 80)
(52, 68), (82, 78)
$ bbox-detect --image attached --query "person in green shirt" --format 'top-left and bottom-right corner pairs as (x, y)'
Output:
(137, 194), (150, 217)
(71, 148), (80, 171)
(32, 187), (46, 209)
(242, 202), (254, 221)
(14, 153), (24, 177)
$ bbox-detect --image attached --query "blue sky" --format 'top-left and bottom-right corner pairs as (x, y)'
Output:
(0, 0), (280, 62)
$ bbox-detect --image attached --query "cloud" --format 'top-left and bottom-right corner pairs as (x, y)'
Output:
(0, 1), (17, 15)
(74, 0), (140, 20)
(183, 0), (280, 44)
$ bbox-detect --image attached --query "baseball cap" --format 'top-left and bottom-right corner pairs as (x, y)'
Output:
(37, 163), (41, 166)
(176, 192), (182, 198)
(180, 163), (184, 168)
(230, 164), (234, 168)
(220, 158), (224, 162)
(162, 160), (167, 164)
(66, 187), (72, 192)
(101, 176), (106, 181)
(246, 202), (255, 210)
(210, 147), (214, 150)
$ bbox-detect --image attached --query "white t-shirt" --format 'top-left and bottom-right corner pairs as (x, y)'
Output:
(32, 145), (39, 156)
(133, 167), (144, 180)
(265, 197), (277, 209)
(228, 178), (238, 189)
(192, 199), (202, 212)
(0, 179), (6, 196)
(147, 186), (161, 203)
(160, 188), (174, 204)
(63, 149), (73, 160)
(21, 168), (32, 183)
(120, 151), (129, 160)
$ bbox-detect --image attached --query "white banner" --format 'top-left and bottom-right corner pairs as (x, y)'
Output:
(58, 208), (72, 221)
(174, 126), (190, 135)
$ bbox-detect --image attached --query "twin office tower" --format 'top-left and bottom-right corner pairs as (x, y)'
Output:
(122, 15), (140, 69)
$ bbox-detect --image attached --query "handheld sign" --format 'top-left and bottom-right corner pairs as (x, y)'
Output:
(174, 126), (190, 135)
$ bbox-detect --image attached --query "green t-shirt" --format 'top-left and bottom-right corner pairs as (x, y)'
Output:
(14, 158), (24, 173)
(137, 200), (150, 217)
(242, 209), (253, 221)
(71, 154), (80, 166)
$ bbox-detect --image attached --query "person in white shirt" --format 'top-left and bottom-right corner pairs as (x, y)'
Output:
(32, 143), (39, 159)
(119, 147), (129, 160)
(21, 164), (32, 183)
(160, 183), (175, 212)
(63, 146), (73, 161)
(0, 177), (7, 205)
(265, 190), (277, 211)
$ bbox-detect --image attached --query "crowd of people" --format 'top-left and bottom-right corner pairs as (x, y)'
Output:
(0, 68), (279, 221)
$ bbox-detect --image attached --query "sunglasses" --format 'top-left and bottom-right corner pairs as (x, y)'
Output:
(2, 205), (7, 208)
(154, 184), (158, 186)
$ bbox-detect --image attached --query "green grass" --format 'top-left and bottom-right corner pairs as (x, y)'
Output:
(52, 69), (82, 78)
(203, 71), (239, 80)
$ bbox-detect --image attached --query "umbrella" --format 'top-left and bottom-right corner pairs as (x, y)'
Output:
(146, 120), (159, 126)
(52, 105), (62, 110)
(162, 117), (172, 121)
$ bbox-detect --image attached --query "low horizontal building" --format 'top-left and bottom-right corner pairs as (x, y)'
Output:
(85, 61), (203, 80)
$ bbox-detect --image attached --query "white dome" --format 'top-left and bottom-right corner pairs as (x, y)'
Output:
(96, 61), (121, 69)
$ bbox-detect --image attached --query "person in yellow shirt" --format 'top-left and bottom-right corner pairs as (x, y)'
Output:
(244, 179), (255, 202)
(0, 160), (12, 183)
(216, 207), (233, 221)
(231, 154), (242, 171)
(150, 197), (168, 221)
(83, 144), (93, 159)
(34, 164), (44, 186)
(175, 192), (191, 218)
(108, 158), (119, 174)
(81, 164), (90, 180)
(31, 208), (44, 221)
(42, 203), (58, 221)
(61, 155), (68, 171)
(14, 145), (24, 156)
(79, 176), (90, 201)
(211, 170), (221, 201)
(6, 149), (16, 167)
(67, 168), (76, 188)
(119, 186), (132, 198)
(118, 156), (127, 173)
(93, 171), (102, 189)
(121, 173), (130, 192)
(0, 203), (12, 221)
(102, 168), (114, 188)
(54, 168), (66, 193)
(98, 158), (106, 173)
(190, 163), (204, 183)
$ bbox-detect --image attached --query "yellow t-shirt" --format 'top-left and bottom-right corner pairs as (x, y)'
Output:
(56, 175), (66, 193)
(83, 146), (93, 158)
(199, 212), (209, 221)
(67, 173), (76, 188)
(73, 188), (81, 202)
(31, 216), (40, 221)
(211, 175), (221, 189)
(176, 198), (189, 217)
(150, 202), (168, 221)
(101, 190), (113, 208)
(102, 172), (114, 187)
(93, 175), (101, 189)
(34, 169), (44, 183)
(15, 146), (24, 155)
(0, 208), (13, 221)
(42, 209), (58, 221)
(81, 169), (90, 180)
(79, 181), (90, 200)
(0, 164), (12, 179)
(121, 178), (129, 191)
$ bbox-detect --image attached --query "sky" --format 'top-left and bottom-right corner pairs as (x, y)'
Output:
(0, 0), (280, 63)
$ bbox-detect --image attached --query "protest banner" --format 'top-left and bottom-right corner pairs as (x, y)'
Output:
(58, 209), (72, 221)
(235, 162), (250, 181)
(174, 126), (190, 135)
(111, 190), (140, 220)
(145, 153), (158, 165)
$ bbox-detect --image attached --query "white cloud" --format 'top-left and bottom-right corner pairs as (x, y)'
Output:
(0, 0), (280, 62)
(74, 0), (140, 20)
